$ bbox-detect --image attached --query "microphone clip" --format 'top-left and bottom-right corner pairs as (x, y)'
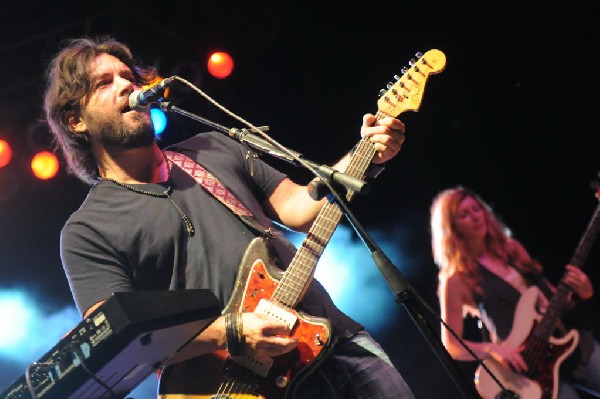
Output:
(129, 76), (176, 111)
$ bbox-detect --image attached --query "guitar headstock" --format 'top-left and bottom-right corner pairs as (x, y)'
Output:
(377, 49), (446, 117)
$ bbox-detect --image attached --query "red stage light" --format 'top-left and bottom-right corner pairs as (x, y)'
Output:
(207, 51), (234, 79)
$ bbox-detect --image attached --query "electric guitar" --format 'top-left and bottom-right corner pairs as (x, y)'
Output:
(158, 49), (447, 399)
(475, 187), (600, 399)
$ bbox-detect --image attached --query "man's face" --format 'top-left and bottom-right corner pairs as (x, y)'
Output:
(78, 53), (155, 149)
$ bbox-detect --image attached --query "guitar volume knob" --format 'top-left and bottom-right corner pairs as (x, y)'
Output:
(314, 334), (323, 346)
(275, 375), (289, 388)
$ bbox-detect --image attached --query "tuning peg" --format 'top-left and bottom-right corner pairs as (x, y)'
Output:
(414, 51), (423, 59)
(378, 89), (387, 97)
(401, 67), (408, 74)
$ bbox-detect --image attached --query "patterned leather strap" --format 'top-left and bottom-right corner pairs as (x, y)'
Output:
(164, 150), (274, 238)
(164, 150), (253, 217)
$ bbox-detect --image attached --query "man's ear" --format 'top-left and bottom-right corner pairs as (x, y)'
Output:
(66, 110), (87, 133)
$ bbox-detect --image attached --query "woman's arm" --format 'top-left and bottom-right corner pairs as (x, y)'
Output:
(439, 274), (529, 372)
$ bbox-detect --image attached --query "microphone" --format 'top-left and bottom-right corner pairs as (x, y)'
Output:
(129, 76), (176, 111)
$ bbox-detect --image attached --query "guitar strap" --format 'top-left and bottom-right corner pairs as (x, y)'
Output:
(164, 150), (274, 238)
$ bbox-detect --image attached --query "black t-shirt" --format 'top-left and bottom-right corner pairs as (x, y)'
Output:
(61, 131), (362, 339)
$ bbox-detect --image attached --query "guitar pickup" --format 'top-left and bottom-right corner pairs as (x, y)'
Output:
(255, 299), (298, 330)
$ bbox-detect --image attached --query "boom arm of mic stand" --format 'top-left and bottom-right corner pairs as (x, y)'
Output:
(159, 101), (369, 195)
(229, 128), (370, 196)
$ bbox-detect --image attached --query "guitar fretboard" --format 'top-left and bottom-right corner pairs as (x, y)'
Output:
(535, 195), (600, 339)
(273, 134), (376, 307)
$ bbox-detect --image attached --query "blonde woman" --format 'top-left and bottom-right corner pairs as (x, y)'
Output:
(429, 186), (599, 399)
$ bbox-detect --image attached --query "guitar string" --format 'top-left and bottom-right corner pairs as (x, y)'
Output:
(523, 202), (600, 380)
(273, 152), (368, 305)
(218, 367), (246, 396)
(273, 137), (376, 311)
(273, 136), (375, 304)
(523, 283), (572, 377)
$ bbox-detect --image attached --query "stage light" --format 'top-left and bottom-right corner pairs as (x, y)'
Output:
(0, 139), (12, 168)
(151, 108), (167, 135)
(141, 76), (169, 137)
(207, 51), (234, 79)
(31, 151), (59, 180)
(0, 290), (33, 351)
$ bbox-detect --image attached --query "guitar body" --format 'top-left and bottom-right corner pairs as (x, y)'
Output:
(158, 237), (334, 399)
(474, 286), (579, 399)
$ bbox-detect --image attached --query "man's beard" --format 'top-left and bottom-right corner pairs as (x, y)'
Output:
(85, 110), (155, 149)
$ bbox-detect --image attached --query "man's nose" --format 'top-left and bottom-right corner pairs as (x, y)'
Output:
(115, 76), (136, 94)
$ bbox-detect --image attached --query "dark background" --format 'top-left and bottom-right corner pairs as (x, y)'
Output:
(1, 1), (599, 398)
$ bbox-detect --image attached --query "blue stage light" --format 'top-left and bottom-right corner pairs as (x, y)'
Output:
(151, 108), (167, 135)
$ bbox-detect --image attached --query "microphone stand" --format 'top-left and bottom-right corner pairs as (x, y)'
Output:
(159, 101), (369, 194)
(158, 100), (515, 399)
(327, 195), (507, 399)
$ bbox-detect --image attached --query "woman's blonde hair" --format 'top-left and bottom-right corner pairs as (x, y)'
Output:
(430, 186), (541, 296)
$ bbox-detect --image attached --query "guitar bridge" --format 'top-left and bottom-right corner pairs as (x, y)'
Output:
(230, 354), (273, 378)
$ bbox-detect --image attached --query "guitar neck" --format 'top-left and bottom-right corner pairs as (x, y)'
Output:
(273, 132), (380, 307)
(536, 195), (600, 338)
(569, 200), (600, 267)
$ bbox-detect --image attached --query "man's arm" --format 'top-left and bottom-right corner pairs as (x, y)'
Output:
(263, 114), (405, 232)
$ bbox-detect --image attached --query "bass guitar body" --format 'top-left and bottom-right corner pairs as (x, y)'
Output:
(474, 286), (579, 399)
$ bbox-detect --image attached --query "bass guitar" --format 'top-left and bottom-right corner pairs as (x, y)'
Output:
(475, 186), (600, 399)
(158, 49), (447, 399)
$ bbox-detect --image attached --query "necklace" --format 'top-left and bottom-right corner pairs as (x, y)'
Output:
(100, 152), (195, 237)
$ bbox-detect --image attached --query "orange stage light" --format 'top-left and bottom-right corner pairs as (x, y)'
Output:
(31, 151), (59, 180)
(0, 139), (12, 168)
